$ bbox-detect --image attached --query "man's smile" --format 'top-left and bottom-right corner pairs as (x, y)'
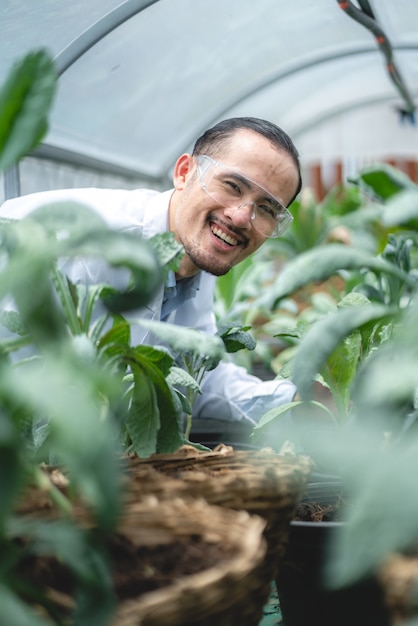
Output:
(210, 223), (239, 246)
(208, 215), (249, 249)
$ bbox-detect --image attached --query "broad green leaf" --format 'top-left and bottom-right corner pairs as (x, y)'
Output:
(0, 417), (26, 528)
(149, 232), (184, 275)
(215, 256), (270, 312)
(0, 584), (51, 626)
(126, 352), (183, 456)
(28, 201), (107, 235)
(97, 318), (131, 357)
(381, 189), (418, 227)
(252, 400), (337, 441)
(326, 446), (418, 588)
(252, 401), (303, 440)
(271, 245), (416, 306)
(0, 354), (122, 529)
(134, 344), (174, 372)
(0, 50), (57, 172)
(354, 163), (416, 200)
(126, 362), (160, 458)
(220, 328), (257, 353)
(156, 391), (184, 454)
(352, 342), (418, 417)
(138, 320), (226, 363)
(133, 353), (183, 453)
(293, 304), (397, 400)
(322, 330), (361, 416)
(171, 388), (193, 416)
(0, 311), (27, 336)
(11, 262), (67, 347)
(167, 366), (202, 393)
(50, 266), (81, 335)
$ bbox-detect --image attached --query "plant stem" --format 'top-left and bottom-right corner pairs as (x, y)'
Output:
(33, 465), (73, 517)
(184, 413), (193, 441)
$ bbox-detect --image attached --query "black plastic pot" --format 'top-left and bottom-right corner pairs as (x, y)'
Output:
(275, 479), (391, 626)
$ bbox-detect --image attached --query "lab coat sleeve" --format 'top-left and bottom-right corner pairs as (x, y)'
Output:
(195, 362), (296, 426)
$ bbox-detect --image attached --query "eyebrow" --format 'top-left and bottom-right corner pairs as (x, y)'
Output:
(225, 170), (253, 193)
(225, 170), (280, 207)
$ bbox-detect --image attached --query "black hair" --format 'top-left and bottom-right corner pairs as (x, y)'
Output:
(192, 117), (302, 206)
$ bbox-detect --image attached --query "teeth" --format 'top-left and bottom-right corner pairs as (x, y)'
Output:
(211, 226), (238, 246)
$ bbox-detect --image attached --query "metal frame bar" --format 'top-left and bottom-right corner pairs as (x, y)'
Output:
(32, 143), (167, 187)
(173, 43), (418, 165)
(337, 0), (416, 115)
(291, 90), (418, 139)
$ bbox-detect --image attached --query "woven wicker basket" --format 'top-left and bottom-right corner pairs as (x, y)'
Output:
(14, 479), (269, 626)
(112, 497), (268, 626)
(123, 444), (313, 582)
(377, 553), (418, 625)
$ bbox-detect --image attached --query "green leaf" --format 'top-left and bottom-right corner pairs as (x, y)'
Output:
(138, 320), (226, 365)
(148, 232), (184, 276)
(0, 417), (26, 528)
(326, 446), (418, 588)
(270, 245), (416, 306)
(0, 311), (27, 336)
(293, 304), (397, 400)
(156, 390), (184, 454)
(0, 353), (122, 529)
(130, 344), (175, 377)
(167, 366), (202, 393)
(381, 189), (418, 227)
(353, 163), (416, 200)
(65, 229), (163, 313)
(0, 50), (57, 172)
(97, 318), (131, 358)
(126, 351), (183, 457)
(322, 329), (361, 416)
(0, 584), (51, 626)
(126, 362), (160, 458)
(252, 399), (337, 441)
(215, 255), (269, 313)
(252, 401), (303, 441)
(220, 328), (257, 353)
(28, 200), (107, 235)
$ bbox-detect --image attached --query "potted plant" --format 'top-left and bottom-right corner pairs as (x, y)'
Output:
(249, 163), (418, 625)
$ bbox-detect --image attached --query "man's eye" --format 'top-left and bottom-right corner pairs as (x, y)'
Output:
(257, 203), (276, 218)
(223, 180), (241, 195)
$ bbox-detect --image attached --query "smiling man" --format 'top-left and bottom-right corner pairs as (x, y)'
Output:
(0, 117), (302, 437)
(171, 119), (300, 279)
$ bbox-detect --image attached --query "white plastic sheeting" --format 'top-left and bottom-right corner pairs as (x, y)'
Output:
(1, 0), (417, 196)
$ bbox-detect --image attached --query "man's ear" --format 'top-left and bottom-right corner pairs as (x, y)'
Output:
(173, 154), (195, 190)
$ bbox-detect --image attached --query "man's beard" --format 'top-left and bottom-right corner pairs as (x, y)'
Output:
(184, 242), (232, 276)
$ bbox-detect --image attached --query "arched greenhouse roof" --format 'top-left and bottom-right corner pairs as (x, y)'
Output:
(1, 0), (418, 198)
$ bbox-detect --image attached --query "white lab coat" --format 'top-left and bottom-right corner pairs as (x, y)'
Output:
(0, 187), (297, 427)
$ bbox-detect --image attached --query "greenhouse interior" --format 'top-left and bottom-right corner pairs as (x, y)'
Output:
(1, 1), (418, 626)
(2, 0), (418, 201)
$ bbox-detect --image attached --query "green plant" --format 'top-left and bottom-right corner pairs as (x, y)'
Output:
(252, 164), (418, 439)
(137, 318), (256, 441)
(251, 164), (418, 612)
(0, 49), (198, 625)
(0, 48), (126, 625)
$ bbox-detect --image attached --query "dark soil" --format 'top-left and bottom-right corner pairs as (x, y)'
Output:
(108, 533), (235, 599)
(294, 493), (349, 522)
(16, 533), (236, 618)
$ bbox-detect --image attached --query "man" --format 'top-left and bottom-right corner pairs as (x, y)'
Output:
(0, 117), (301, 430)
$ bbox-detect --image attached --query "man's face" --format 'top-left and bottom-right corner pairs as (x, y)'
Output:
(169, 129), (300, 278)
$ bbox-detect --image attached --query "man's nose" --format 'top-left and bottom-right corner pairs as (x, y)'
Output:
(223, 202), (254, 228)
